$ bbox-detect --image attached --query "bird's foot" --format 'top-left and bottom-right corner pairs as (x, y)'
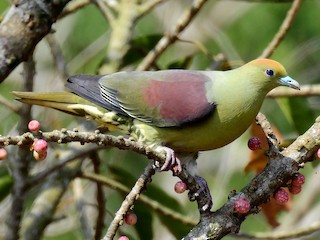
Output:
(156, 146), (182, 173)
(188, 175), (213, 212)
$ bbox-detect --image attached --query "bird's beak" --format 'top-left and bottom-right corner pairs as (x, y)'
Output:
(278, 76), (300, 90)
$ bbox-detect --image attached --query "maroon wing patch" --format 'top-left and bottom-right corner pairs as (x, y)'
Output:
(143, 71), (215, 126)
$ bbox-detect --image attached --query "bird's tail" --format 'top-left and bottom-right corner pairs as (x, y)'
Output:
(12, 91), (131, 132)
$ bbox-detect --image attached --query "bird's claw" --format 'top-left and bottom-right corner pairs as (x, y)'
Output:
(156, 146), (182, 173)
(188, 175), (213, 212)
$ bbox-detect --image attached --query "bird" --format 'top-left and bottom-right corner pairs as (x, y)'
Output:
(13, 59), (299, 210)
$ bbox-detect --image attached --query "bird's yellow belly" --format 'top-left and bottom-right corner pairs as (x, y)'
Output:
(133, 107), (258, 153)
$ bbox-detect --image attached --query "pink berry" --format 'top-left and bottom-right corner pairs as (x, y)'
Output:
(33, 139), (48, 153)
(317, 148), (320, 159)
(0, 148), (7, 160)
(33, 150), (47, 161)
(289, 185), (302, 195)
(247, 137), (262, 151)
(274, 188), (289, 204)
(174, 181), (187, 193)
(124, 211), (137, 225)
(234, 197), (251, 214)
(118, 236), (129, 240)
(28, 120), (41, 131)
(291, 173), (305, 187)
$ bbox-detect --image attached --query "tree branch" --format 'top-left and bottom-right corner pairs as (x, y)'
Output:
(20, 159), (82, 240)
(103, 162), (155, 240)
(259, 0), (302, 59)
(81, 172), (196, 226)
(183, 115), (320, 239)
(267, 84), (320, 97)
(0, 0), (70, 82)
(2, 112), (319, 239)
(236, 220), (320, 239)
(136, 0), (209, 71)
(5, 55), (35, 240)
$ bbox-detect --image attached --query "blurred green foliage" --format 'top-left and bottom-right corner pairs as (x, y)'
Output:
(1, 1), (320, 239)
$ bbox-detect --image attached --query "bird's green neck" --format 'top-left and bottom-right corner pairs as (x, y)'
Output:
(210, 71), (267, 124)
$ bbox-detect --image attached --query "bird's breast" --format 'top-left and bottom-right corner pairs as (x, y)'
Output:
(132, 102), (261, 153)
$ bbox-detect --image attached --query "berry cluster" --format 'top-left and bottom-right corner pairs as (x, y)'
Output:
(248, 137), (307, 203)
(0, 120), (46, 161)
(32, 139), (48, 161)
(273, 173), (305, 204)
(289, 173), (305, 195)
(28, 120), (48, 161)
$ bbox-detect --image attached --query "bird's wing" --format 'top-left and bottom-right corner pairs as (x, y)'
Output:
(66, 74), (128, 116)
(98, 70), (216, 127)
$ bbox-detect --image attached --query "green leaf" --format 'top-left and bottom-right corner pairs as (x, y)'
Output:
(276, 97), (316, 135)
(288, 97), (316, 134)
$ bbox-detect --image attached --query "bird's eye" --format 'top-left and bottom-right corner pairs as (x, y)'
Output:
(265, 69), (275, 77)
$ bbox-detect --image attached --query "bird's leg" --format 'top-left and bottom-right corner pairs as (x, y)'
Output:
(156, 146), (182, 172)
(188, 175), (213, 212)
(177, 153), (213, 212)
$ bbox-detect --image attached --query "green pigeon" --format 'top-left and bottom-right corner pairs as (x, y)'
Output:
(13, 59), (300, 209)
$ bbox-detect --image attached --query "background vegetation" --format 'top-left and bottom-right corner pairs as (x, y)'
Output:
(0, 0), (320, 239)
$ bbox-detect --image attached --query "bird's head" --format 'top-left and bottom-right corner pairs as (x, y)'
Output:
(242, 59), (300, 92)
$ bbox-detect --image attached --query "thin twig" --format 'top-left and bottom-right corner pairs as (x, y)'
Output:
(20, 158), (83, 240)
(98, 0), (141, 74)
(90, 152), (106, 240)
(59, 0), (91, 18)
(28, 145), (102, 189)
(259, 0), (302, 58)
(73, 178), (93, 239)
(256, 112), (279, 148)
(136, 0), (209, 71)
(235, 220), (320, 239)
(5, 55), (35, 240)
(93, 0), (115, 25)
(46, 34), (69, 79)
(0, 130), (163, 166)
(0, 94), (20, 113)
(139, 0), (167, 15)
(81, 172), (197, 226)
(267, 84), (320, 97)
(103, 162), (155, 240)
